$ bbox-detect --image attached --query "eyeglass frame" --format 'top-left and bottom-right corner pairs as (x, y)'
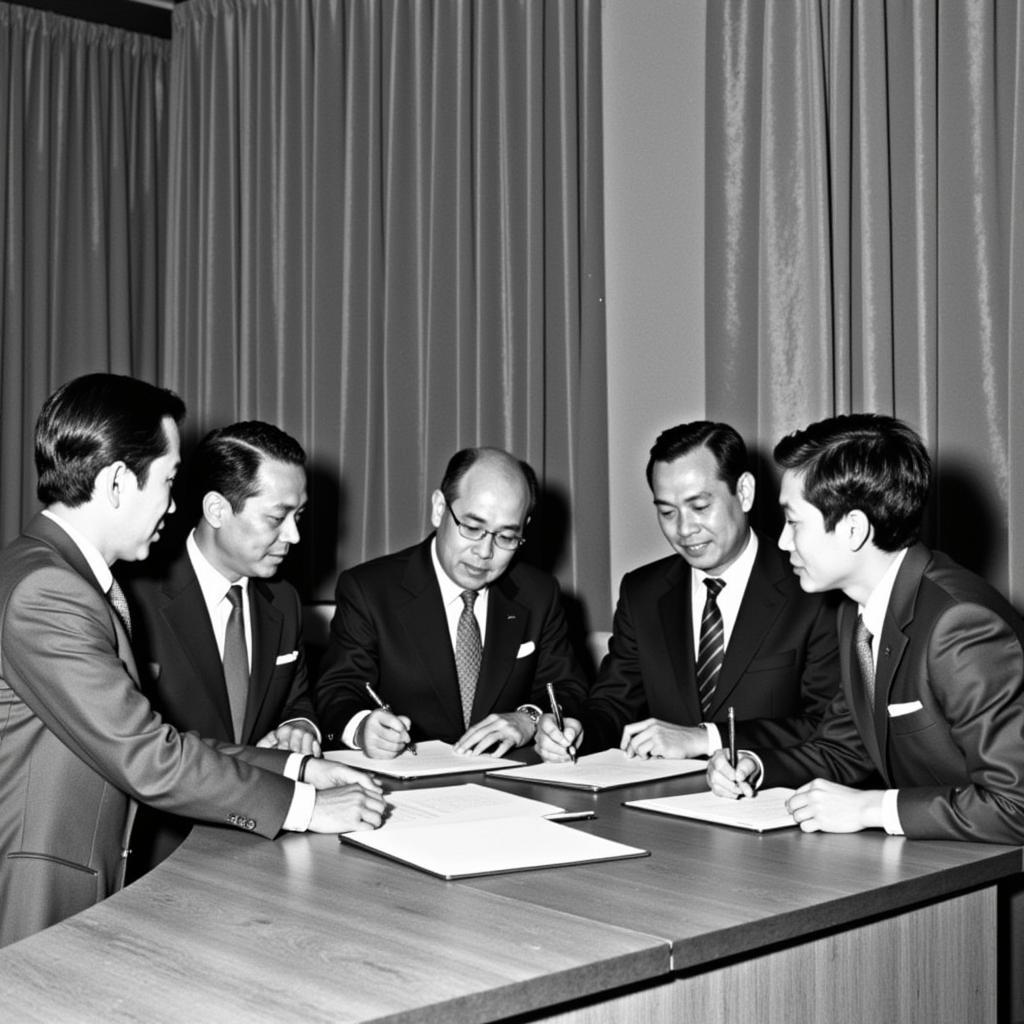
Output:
(444, 500), (526, 551)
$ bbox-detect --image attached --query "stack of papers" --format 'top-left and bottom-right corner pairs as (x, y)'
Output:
(341, 783), (650, 878)
(486, 748), (707, 791)
(324, 740), (522, 779)
(625, 788), (798, 832)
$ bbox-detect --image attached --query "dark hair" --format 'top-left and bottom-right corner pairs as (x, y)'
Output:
(440, 447), (538, 516)
(190, 421), (306, 513)
(645, 421), (749, 492)
(36, 374), (186, 507)
(773, 414), (931, 551)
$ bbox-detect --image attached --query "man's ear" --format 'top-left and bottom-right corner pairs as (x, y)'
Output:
(735, 471), (756, 514)
(100, 462), (129, 509)
(845, 509), (873, 551)
(429, 489), (446, 529)
(202, 491), (230, 528)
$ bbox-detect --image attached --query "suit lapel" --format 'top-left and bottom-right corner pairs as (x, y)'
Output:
(243, 581), (284, 741)
(398, 541), (465, 735)
(657, 560), (703, 722)
(158, 556), (234, 736)
(473, 576), (528, 720)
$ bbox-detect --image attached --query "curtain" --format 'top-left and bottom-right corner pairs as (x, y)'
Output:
(164, 0), (608, 627)
(705, 0), (1024, 608)
(0, 4), (169, 543)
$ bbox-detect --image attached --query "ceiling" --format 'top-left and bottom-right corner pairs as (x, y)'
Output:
(17, 0), (182, 38)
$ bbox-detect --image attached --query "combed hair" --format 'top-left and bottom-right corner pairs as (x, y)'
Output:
(645, 421), (749, 492)
(36, 374), (185, 507)
(773, 413), (931, 551)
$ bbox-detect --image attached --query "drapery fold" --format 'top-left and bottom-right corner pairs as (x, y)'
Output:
(0, 4), (168, 543)
(706, 0), (1024, 605)
(165, 0), (609, 621)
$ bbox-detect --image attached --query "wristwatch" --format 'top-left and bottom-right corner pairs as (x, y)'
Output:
(516, 704), (543, 725)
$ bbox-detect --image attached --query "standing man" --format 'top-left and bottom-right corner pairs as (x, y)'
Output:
(709, 414), (1024, 843)
(127, 421), (321, 875)
(536, 421), (838, 762)
(0, 374), (386, 947)
(315, 446), (587, 758)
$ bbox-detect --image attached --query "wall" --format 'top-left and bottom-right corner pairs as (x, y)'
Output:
(601, 0), (706, 620)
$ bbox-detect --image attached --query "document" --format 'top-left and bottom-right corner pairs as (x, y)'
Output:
(486, 748), (707, 791)
(341, 783), (650, 878)
(324, 740), (522, 779)
(625, 788), (798, 832)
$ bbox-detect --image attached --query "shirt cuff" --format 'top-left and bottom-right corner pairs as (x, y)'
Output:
(342, 710), (371, 749)
(283, 752), (305, 779)
(745, 750), (765, 788)
(282, 780), (317, 832)
(278, 717), (322, 744)
(703, 722), (723, 757)
(881, 789), (904, 834)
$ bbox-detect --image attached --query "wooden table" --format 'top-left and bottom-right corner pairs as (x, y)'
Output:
(0, 768), (1019, 1023)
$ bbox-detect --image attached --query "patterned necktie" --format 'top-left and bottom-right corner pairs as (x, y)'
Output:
(854, 615), (875, 708)
(107, 578), (132, 639)
(696, 577), (726, 716)
(223, 585), (250, 742)
(455, 590), (483, 728)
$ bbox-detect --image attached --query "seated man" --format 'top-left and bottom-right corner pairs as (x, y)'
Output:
(709, 414), (1024, 843)
(127, 421), (322, 875)
(536, 421), (839, 762)
(315, 446), (587, 758)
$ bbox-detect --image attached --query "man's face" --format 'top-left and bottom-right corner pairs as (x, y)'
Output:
(778, 468), (855, 593)
(430, 459), (530, 591)
(651, 446), (753, 575)
(205, 459), (307, 581)
(117, 417), (180, 562)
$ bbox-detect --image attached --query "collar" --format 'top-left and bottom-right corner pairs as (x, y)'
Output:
(187, 529), (251, 605)
(691, 528), (758, 596)
(859, 547), (909, 640)
(430, 537), (488, 607)
(42, 508), (113, 592)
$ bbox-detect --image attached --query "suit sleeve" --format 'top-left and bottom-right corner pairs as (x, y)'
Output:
(575, 578), (648, 753)
(522, 576), (588, 719)
(2, 566), (295, 838)
(724, 596), (841, 748)
(314, 569), (381, 745)
(894, 602), (1024, 843)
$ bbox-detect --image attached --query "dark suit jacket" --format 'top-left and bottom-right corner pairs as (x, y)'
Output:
(578, 536), (840, 754)
(0, 514), (295, 947)
(315, 538), (587, 746)
(757, 544), (1024, 843)
(125, 549), (317, 874)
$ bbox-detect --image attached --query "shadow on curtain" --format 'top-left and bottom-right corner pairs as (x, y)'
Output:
(705, 0), (1024, 608)
(163, 0), (609, 635)
(0, 5), (168, 544)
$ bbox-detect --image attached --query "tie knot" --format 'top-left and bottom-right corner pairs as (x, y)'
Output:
(704, 577), (725, 599)
(226, 585), (245, 610)
(460, 589), (477, 611)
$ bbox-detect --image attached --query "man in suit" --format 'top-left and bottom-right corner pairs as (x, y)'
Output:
(0, 374), (386, 947)
(709, 414), (1024, 843)
(315, 446), (587, 758)
(536, 421), (838, 762)
(126, 421), (322, 876)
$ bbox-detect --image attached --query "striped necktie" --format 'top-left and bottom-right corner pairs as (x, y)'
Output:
(696, 577), (726, 716)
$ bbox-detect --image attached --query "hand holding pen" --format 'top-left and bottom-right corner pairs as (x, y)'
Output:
(545, 682), (577, 765)
(363, 682), (417, 757)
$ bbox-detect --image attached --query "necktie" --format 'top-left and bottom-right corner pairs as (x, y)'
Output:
(455, 590), (483, 728)
(854, 615), (875, 707)
(696, 577), (726, 716)
(107, 578), (132, 639)
(223, 585), (250, 742)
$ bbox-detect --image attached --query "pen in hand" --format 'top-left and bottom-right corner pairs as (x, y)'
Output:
(546, 682), (576, 765)
(728, 705), (743, 799)
(364, 682), (417, 755)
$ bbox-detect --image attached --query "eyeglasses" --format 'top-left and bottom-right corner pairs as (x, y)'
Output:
(445, 501), (525, 551)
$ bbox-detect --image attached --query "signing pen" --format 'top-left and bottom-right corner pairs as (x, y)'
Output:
(546, 681), (576, 765)
(728, 705), (736, 771)
(364, 682), (417, 754)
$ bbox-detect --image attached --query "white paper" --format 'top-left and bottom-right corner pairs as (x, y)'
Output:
(625, 787), (798, 832)
(487, 748), (707, 791)
(324, 740), (523, 779)
(382, 783), (564, 829)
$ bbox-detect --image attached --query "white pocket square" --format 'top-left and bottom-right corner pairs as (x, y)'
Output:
(516, 641), (536, 659)
(888, 700), (923, 717)
(275, 650), (299, 665)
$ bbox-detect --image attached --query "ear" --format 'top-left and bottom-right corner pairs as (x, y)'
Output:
(202, 491), (231, 529)
(100, 462), (129, 509)
(429, 489), (446, 530)
(735, 471), (756, 513)
(844, 509), (873, 551)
